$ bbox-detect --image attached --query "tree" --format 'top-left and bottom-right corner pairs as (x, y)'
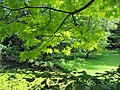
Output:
(107, 22), (120, 49)
(0, 0), (119, 61)
(70, 16), (108, 57)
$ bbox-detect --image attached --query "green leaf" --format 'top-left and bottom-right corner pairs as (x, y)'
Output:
(54, 49), (60, 53)
(46, 78), (51, 87)
(71, 42), (80, 48)
(62, 46), (71, 56)
(46, 48), (53, 54)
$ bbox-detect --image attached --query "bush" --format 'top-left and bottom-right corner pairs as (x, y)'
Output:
(0, 66), (120, 90)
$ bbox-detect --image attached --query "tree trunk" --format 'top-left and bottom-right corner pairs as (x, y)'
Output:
(86, 51), (90, 58)
(0, 51), (2, 68)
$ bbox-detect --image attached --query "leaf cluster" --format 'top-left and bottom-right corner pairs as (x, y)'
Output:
(0, 66), (120, 90)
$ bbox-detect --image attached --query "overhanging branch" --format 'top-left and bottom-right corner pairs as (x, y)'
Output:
(0, 0), (95, 26)
(54, 0), (95, 34)
(0, 5), (71, 14)
(71, 0), (95, 14)
(0, 0), (95, 48)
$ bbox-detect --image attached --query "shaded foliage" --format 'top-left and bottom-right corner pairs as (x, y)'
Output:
(0, 66), (120, 90)
(107, 22), (120, 49)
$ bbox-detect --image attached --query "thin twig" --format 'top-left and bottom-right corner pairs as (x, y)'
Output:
(54, 14), (71, 34)
(54, 0), (95, 34)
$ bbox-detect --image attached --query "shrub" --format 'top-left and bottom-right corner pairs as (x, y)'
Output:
(0, 66), (120, 90)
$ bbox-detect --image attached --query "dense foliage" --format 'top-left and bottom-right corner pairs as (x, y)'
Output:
(0, 0), (120, 89)
(0, 0), (119, 61)
(107, 22), (120, 49)
(0, 66), (120, 90)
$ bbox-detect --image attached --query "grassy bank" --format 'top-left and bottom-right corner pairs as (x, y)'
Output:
(57, 50), (120, 75)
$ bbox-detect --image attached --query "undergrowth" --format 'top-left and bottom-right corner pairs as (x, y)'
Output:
(0, 66), (120, 90)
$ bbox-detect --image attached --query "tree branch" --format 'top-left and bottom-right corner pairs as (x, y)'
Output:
(0, 0), (94, 16)
(71, 0), (95, 14)
(72, 14), (80, 26)
(54, 0), (95, 34)
(0, 5), (71, 14)
(54, 14), (71, 34)
(0, 0), (95, 45)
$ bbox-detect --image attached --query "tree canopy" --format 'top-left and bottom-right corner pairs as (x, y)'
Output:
(0, 0), (119, 61)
